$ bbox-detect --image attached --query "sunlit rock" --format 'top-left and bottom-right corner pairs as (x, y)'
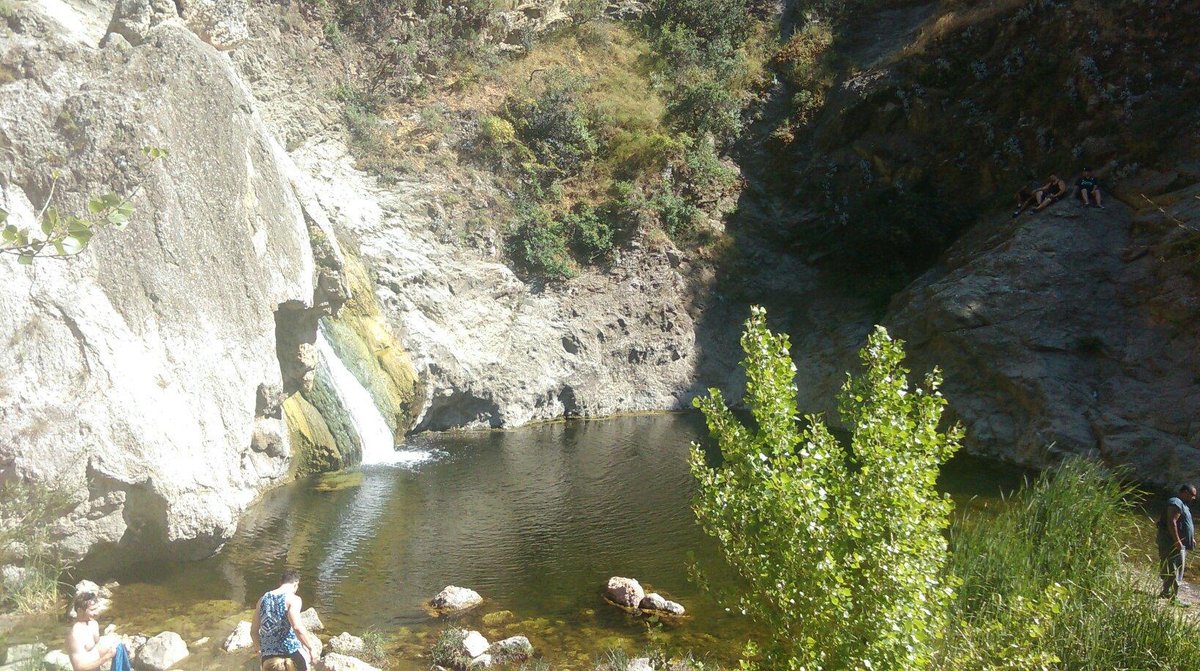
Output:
(604, 577), (644, 608)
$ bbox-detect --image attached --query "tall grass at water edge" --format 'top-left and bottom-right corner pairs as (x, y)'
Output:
(940, 458), (1200, 670)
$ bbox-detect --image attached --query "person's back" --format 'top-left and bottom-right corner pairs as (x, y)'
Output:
(251, 570), (318, 671)
(257, 590), (301, 658)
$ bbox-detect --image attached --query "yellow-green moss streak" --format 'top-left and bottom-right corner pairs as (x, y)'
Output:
(321, 251), (423, 440)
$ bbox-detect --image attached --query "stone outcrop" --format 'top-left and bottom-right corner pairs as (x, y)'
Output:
(430, 586), (483, 612)
(290, 139), (710, 432)
(886, 193), (1200, 486)
(0, 1), (335, 568)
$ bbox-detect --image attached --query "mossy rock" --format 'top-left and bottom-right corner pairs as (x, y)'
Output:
(284, 395), (346, 477)
(312, 471), (364, 493)
(482, 610), (515, 627)
(321, 252), (423, 439)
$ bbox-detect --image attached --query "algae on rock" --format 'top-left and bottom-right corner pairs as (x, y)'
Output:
(320, 252), (423, 440)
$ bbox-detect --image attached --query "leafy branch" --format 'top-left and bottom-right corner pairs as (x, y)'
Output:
(0, 145), (169, 264)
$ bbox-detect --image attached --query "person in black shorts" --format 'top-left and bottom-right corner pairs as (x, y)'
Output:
(1034, 174), (1068, 211)
(1077, 168), (1104, 208)
(1013, 179), (1041, 217)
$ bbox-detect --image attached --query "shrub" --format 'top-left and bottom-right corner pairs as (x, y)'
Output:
(431, 627), (470, 669)
(0, 479), (75, 613)
(691, 308), (961, 670)
(564, 204), (615, 262)
(666, 79), (745, 147)
(646, 0), (756, 46)
(502, 69), (599, 182)
(506, 205), (575, 280)
(650, 189), (700, 240)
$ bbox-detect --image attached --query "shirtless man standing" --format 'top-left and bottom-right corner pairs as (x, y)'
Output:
(66, 592), (121, 671)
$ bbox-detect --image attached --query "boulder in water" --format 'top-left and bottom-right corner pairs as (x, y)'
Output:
(136, 632), (189, 671)
(485, 636), (533, 664)
(627, 658), (655, 671)
(431, 586), (483, 612)
(300, 608), (325, 631)
(605, 577), (644, 608)
(461, 631), (489, 659)
(223, 621), (253, 652)
(639, 592), (685, 615)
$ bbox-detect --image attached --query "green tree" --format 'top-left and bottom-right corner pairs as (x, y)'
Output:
(690, 307), (961, 670)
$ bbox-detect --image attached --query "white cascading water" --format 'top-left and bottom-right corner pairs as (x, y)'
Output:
(315, 328), (432, 466)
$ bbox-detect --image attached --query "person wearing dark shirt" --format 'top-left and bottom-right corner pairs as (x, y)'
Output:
(1157, 484), (1196, 604)
(1034, 174), (1068, 211)
(1077, 168), (1104, 208)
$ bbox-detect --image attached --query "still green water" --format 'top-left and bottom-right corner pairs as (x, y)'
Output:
(88, 413), (1031, 669)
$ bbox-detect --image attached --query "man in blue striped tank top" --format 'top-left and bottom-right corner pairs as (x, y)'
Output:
(251, 570), (320, 671)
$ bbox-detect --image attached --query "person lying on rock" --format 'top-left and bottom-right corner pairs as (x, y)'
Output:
(1034, 174), (1068, 210)
(1013, 179), (1042, 217)
(1077, 167), (1105, 208)
(66, 591), (129, 671)
(251, 569), (320, 671)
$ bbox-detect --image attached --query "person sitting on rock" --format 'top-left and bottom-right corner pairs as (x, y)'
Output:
(1077, 167), (1104, 208)
(251, 569), (320, 671)
(1034, 174), (1068, 210)
(1013, 179), (1042, 217)
(66, 592), (128, 671)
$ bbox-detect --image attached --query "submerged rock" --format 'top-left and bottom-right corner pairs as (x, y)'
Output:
(222, 621), (253, 652)
(627, 658), (654, 671)
(431, 586), (483, 612)
(605, 577), (644, 608)
(135, 632), (188, 671)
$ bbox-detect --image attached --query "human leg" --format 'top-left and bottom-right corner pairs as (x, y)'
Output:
(1093, 188), (1104, 207)
(1160, 542), (1184, 599)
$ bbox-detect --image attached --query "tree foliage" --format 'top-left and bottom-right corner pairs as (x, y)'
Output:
(0, 146), (168, 264)
(691, 307), (961, 670)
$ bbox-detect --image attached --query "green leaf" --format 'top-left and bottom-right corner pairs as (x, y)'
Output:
(17, 253), (33, 265)
(0, 207), (7, 224)
(60, 235), (85, 255)
(41, 207), (60, 235)
(67, 217), (92, 234)
(2, 224), (16, 242)
(87, 197), (106, 214)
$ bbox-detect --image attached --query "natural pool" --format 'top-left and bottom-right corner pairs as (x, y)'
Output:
(78, 414), (1035, 669)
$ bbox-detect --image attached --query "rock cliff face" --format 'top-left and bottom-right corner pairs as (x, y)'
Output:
(0, 2), (331, 566)
(886, 185), (1200, 487)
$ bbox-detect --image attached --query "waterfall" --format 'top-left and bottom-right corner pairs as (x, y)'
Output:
(315, 328), (432, 466)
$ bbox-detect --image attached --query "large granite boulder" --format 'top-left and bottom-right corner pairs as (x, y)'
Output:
(485, 636), (533, 664)
(222, 621), (253, 652)
(886, 198), (1200, 486)
(328, 632), (364, 656)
